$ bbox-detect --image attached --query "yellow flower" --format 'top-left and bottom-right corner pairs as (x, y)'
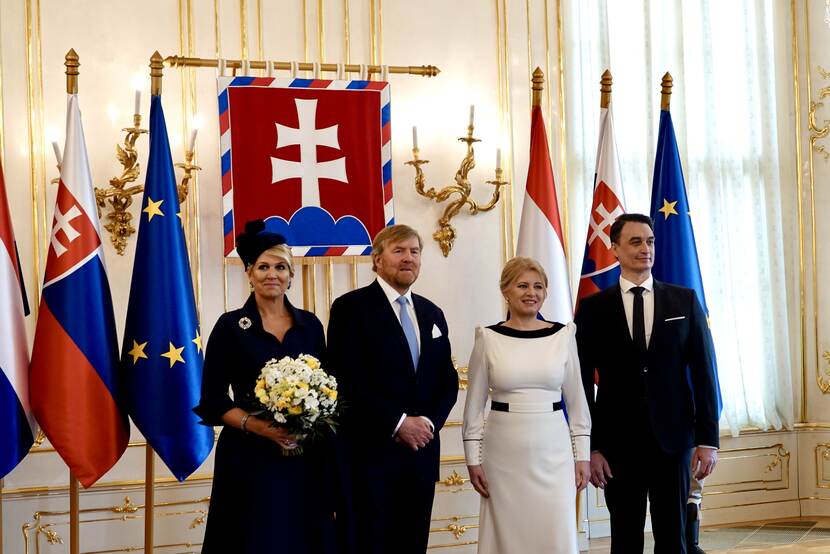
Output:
(328, 390), (338, 401)
(277, 399), (290, 410)
(288, 405), (303, 415)
(254, 379), (265, 391)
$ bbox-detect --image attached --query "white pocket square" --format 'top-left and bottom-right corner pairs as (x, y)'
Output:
(665, 316), (686, 322)
(431, 324), (443, 338)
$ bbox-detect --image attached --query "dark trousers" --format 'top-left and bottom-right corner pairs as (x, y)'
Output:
(603, 413), (692, 553)
(354, 464), (436, 554)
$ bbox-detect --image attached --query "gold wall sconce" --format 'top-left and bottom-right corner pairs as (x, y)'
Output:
(95, 113), (147, 255)
(406, 109), (508, 257)
(175, 126), (201, 204)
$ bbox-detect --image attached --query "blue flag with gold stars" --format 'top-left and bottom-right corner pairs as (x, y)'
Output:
(650, 108), (721, 411)
(121, 95), (213, 480)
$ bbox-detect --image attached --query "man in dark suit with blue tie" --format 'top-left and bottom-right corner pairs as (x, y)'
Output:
(574, 213), (720, 553)
(328, 224), (459, 554)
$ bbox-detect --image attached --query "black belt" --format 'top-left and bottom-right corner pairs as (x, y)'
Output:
(490, 400), (563, 412)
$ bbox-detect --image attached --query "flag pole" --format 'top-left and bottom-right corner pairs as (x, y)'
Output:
(661, 72), (673, 111)
(70, 477), (80, 554)
(531, 67), (544, 108)
(144, 446), (155, 554)
(1, 478), (4, 554)
(141, 51), (165, 554)
(600, 69), (612, 109)
(65, 48), (82, 554)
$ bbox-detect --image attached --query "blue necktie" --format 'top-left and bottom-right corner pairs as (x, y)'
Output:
(396, 296), (420, 370)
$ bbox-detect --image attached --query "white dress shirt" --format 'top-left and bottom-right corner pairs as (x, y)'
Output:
(619, 275), (654, 347)
(375, 278), (433, 434)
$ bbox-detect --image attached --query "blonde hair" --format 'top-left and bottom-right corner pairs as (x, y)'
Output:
(499, 256), (548, 293)
(246, 244), (295, 277)
(371, 224), (423, 271)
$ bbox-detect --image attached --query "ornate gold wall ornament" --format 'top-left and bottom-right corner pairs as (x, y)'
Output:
(175, 149), (201, 204)
(429, 515), (479, 541)
(808, 66), (830, 161)
(94, 114), (147, 255)
(815, 442), (830, 488)
(406, 126), (508, 257)
(703, 443), (790, 495)
(820, 350), (830, 393)
(453, 357), (469, 390)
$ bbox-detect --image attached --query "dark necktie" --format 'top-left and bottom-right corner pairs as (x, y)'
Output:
(631, 286), (647, 353)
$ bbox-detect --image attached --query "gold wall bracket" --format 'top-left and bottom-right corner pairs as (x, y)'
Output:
(95, 114), (147, 255)
(809, 65), (830, 161)
(406, 130), (507, 257)
(175, 149), (201, 204)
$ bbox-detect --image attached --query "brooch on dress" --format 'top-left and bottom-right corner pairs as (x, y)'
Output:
(238, 317), (252, 330)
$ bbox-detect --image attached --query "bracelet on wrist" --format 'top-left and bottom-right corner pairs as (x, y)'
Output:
(240, 413), (251, 433)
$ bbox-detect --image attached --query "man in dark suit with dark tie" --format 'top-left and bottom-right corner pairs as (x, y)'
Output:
(574, 213), (720, 553)
(327, 224), (459, 554)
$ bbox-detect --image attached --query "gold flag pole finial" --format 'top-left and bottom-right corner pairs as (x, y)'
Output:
(532, 67), (544, 108)
(661, 72), (673, 111)
(65, 49), (79, 94)
(150, 51), (164, 96)
(600, 69), (612, 109)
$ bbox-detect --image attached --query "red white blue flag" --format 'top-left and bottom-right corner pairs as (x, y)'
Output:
(0, 160), (36, 479)
(516, 105), (573, 323)
(217, 77), (393, 257)
(576, 106), (626, 305)
(30, 94), (129, 487)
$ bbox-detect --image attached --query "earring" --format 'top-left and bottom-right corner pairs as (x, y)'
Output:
(287, 280), (292, 290)
(249, 281), (254, 292)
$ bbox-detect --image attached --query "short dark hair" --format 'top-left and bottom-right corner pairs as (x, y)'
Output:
(609, 213), (654, 245)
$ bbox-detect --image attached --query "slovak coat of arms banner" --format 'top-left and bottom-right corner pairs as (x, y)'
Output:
(217, 76), (394, 257)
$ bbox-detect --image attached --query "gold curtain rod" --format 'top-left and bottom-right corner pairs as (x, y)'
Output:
(163, 55), (440, 77)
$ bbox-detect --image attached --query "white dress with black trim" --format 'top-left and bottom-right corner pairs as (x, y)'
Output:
(462, 321), (591, 554)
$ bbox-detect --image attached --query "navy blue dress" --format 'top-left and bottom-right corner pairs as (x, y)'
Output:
(195, 294), (345, 553)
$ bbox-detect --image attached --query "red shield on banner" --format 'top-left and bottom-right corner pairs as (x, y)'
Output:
(218, 77), (393, 257)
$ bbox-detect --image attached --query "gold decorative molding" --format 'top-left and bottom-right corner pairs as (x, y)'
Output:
(703, 443), (790, 495)
(429, 515), (479, 548)
(815, 442), (830, 488)
(22, 495), (209, 554)
(822, 351), (830, 393)
(436, 470), (472, 494)
(809, 65), (830, 160)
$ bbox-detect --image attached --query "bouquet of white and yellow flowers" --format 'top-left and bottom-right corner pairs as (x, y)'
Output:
(252, 354), (339, 453)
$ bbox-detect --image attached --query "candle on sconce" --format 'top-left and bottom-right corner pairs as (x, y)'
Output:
(469, 105), (475, 128)
(187, 128), (198, 153)
(130, 73), (144, 116)
(412, 126), (418, 150)
(188, 113), (205, 153)
(496, 148), (502, 172)
(51, 141), (62, 166)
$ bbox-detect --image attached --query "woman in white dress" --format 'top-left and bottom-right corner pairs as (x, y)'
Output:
(463, 256), (592, 554)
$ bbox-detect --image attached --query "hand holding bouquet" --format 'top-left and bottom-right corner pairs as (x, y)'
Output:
(252, 354), (339, 454)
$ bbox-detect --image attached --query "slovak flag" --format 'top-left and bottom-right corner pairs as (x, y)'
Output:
(576, 105), (626, 305)
(516, 103), (573, 323)
(0, 160), (36, 479)
(29, 94), (129, 487)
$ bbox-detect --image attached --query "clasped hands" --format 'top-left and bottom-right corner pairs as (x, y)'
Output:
(395, 416), (434, 451)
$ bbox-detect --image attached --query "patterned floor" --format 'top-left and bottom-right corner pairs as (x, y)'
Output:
(587, 519), (830, 552)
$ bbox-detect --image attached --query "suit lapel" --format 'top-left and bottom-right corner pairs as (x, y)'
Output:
(648, 280), (666, 355)
(608, 284), (634, 347)
(368, 281), (416, 371)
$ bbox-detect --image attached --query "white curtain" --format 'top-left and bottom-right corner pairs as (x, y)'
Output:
(562, 0), (798, 434)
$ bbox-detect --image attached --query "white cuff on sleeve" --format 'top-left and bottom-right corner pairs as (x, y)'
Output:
(393, 413), (407, 436)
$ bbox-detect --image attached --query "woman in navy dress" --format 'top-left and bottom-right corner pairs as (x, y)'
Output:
(195, 220), (346, 553)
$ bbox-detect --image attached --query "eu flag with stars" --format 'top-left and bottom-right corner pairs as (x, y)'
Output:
(650, 108), (721, 412)
(121, 95), (213, 480)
